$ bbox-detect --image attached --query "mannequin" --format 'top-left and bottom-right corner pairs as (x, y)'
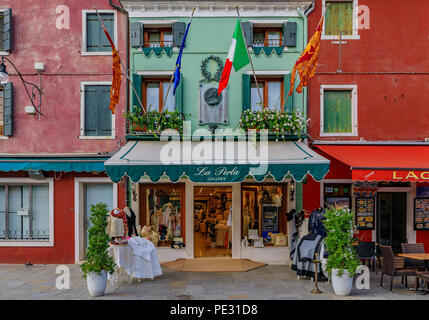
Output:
(107, 208), (128, 240)
(124, 206), (138, 237)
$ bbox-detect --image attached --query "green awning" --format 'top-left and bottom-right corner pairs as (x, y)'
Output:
(0, 156), (108, 172)
(105, 140), (330, 183)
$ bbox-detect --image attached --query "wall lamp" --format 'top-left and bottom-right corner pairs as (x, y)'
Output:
(0, 56), (43, 117)
(290, 182), (295, 202)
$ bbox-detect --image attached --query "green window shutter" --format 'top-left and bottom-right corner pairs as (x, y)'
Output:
(130, 22), (143, 47)
(242, 74), (251, 111)
(174, 76), (183, 114)
(85, 85), (112, 136)
(131, 74), (142, 112)
(172, 22), (186, 47)
(283, 74), (293, 113)
(325, 1), (353, 36)
(241, 21), (253, 47)
(323, 90), (352, 133)
(100, 13), (115, 51)
(2, 9), (12, 52)
(3, 82), (13, 136)
(284, 21), (297, 47)
(87, 13), (114, 52)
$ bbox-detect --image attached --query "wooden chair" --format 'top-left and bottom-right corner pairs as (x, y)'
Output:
(401, 243), (426, 271)
(415, 271), (429, 293)
(379, 245), (417, 291)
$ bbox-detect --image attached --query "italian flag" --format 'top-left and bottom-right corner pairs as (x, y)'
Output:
(218, 20), (250, 95)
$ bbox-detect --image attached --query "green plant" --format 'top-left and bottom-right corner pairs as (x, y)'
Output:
(81, 203), (115, 279)
(239, 109), (308, 139)
(124, 106), (186, 136)
(323, 206), (361, 277)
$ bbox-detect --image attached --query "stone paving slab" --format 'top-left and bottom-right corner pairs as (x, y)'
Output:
(0, 264), (428, 300)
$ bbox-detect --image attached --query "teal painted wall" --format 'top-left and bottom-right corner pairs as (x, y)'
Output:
(130, 16), (306, 132)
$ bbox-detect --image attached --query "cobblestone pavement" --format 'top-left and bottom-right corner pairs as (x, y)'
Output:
(0, 264), (428, 300)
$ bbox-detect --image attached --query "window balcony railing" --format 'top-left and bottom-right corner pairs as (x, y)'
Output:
(253, 38), (282, 47)
(143, 40), (173, 48)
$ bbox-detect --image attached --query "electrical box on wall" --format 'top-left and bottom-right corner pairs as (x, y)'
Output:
(34, 62), (45, 72)
(25, 106), (36, 115)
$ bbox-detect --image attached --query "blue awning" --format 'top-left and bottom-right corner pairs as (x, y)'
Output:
(0, 156), (109, 172)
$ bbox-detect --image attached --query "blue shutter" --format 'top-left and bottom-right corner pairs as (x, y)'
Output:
(130, 22), (143, 47)
(3, 82), (13, 136)
(242, 74), (251, 111)
(85, 85), (112, 136)
(284, 22), (297, 48)
(172, 22), (186, 47)
(87, 13), (114, 52)
(284, 74), (293, 113)
(241, 21), (253, 47)
(3, 9), (12, 52)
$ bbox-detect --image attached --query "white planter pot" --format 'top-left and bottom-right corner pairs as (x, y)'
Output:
(86, 271), (107, 297)
(331, 268), (353, 296)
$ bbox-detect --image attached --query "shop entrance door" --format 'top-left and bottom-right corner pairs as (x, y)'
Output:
(377, 192), (407, 254)
(194, 186), (232, 258)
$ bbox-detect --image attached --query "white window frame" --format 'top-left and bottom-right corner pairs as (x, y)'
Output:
(80, 81), (115, 140)
(82, 9), (118, 56)
(0, 8), (10, 56)
(320, 84), (358, 137)
(74, 177), (118, 263)
(0, 178), (54, 247)
(322, 0), (360, 40)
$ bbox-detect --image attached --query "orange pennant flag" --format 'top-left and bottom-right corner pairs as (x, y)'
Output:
(101, 19), (121, 115)
(288, 15), (324, 96)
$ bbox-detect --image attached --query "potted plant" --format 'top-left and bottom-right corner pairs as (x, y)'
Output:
(81, 203), (116, 297)
(323, 206), (361, 296)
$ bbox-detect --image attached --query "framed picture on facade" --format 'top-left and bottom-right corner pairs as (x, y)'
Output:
(414, 198), (429, 231)
(325, 196), (350, 209)
(355, 197), (375, 230)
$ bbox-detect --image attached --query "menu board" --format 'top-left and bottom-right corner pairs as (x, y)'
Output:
(414, 198), (429, 230)
(355, 197), (375, 230)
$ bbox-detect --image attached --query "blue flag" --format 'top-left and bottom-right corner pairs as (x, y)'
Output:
(173, 22), (191, 96)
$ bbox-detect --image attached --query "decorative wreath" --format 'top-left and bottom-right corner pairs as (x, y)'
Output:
(200, 55), (224, 82)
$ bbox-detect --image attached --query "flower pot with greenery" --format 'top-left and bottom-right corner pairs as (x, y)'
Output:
(323, 206), (361, 296)
(81, 203), (116, 297)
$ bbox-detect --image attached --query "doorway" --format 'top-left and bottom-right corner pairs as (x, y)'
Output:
(377, 192), (407, 253)
(194, 186), (232, 258)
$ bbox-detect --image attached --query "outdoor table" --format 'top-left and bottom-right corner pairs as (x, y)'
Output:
(398, 253), (429, 271)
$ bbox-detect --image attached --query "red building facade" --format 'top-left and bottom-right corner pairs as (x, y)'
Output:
(304, 0), (429, 252)
(0, 0), (127, 263)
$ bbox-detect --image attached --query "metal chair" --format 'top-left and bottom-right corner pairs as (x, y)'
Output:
(379, 245), (417, 291)
(357, 241), (378, 275)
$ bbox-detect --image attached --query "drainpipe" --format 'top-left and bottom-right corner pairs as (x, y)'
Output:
(109, 0), (131, 207)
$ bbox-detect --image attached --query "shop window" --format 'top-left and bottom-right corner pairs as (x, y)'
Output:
(143, 28), (173, 48)
(250, 77), (284, 111)
(140, 184), (184, 246)
(142, 78), (174, 112)
(253, 27), (283, 47)
(84, 12), (116, 54)
(324, 183), (351, 209)
(0, 184), (50, 241)
(320, 85), (357, 136)
(241, 184), (287, 245)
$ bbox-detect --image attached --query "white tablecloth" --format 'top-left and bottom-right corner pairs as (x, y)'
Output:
(108, 237), (162, 281)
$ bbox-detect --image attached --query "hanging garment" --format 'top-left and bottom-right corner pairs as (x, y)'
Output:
(287, 209), (305, 261)
(309, 208), (327, 237)
(162, 205), (171, 226)
(124, 206), (138, 237)
(291, 233), (326, 280)
(127, 237), (162, 279)
(107, 208), (128, 238)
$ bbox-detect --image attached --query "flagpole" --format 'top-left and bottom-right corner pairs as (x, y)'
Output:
(281, 5), (329, 112)
(160, 8), (196, 114)
(235, 6), (263, 107)
(94, 6), (147, 115)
